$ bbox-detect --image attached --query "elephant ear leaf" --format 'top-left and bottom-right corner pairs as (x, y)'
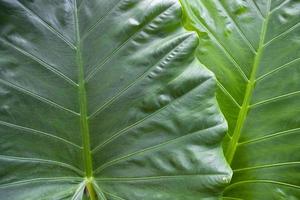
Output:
(181, 0), (300, 199)
(0, 0), (231, 199)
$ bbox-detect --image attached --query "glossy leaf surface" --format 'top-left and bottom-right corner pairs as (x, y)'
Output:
(181, 0), (300, 199)
(0, 0), (231, 199)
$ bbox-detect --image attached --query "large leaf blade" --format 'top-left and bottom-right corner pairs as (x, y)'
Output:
(181, 0), (300, 199)
(0, 0), (231, 199)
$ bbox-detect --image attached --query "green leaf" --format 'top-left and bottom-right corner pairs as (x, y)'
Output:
(180, 0), (300, 199)
(0, 0), (231, 199)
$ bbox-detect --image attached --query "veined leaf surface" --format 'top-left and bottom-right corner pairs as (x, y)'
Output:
(0, 0), (231, 199)
(181, 0), (300, 199)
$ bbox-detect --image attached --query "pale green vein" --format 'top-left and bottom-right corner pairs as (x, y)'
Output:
(17, 1), (76, 49)
(76, 0), (85, 11)
(81, 0), (123, 40)
(217, 1), (257, 53)
(54, 187), (81, 200)
(0, 120), (81, 149)
(0, 155), (84, 176)
(264, 22), (300, 47)
(91, 78), (211, 153)
(248, 0), (264, 18)
(92, 181), (107, 200)
(0, 38), (78, 87)
(73, 0), (98, 199)
(216, 79), (241, 108)
(96, 174), (228, 182)
(71, 181), (86, 200)
(182, 2), (249, 81)
(238, 127), (300, 146)
(225, 0), (271, 164)
(94, 123), (224, 174)
(256, 57), (300, 81)
(250, 90), (300, 107)
(73, 0), (93, 179)
(233, 161), (300, 172)
(102, 191), (126, 200)
(0, 177), (82, 189)
(224, 180), (300, 192)
(269, 0), (289, 14)
(225, 132), (232, 140)
(0, 79), (79, 116)
(85, 4), (176, 81)
(88, 33), (193, 119)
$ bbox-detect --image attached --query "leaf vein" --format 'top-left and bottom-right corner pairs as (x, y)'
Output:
(0, 177), (82, 189)
(234, 161), (300, 172)
(250, 90), (300, 107)
(96, 174), (227, 182)
(17, 1), (76, 49)
(102, 191), (126, 200)
(91, 78), (212, 153)
(0, 120), (82, 149)
(224, 0), (271, 164)
(0, 79), (79, 116)
(256, 57), (300, 81)
(264, 22), (300, 47)
(0, 38), (78, 87)
(218, 1), (257, 53)
(88, 33), (193, 119)
(269, 0), (290, 14)
(249, 0), (265, 18)
(216, 79), (241, 108)
(0, 155), (84, 175)
(224, 180), (300, 192)
(85, 3), (177, 81)
(81, 0), (123, 40)
(187, 6), (249, 81)
(94, 123), (224, 174)
(238, 127), (300, 146)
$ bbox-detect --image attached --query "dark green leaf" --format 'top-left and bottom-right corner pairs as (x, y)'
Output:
(181, 0), (300, 199)
(0, 0), (231, 199)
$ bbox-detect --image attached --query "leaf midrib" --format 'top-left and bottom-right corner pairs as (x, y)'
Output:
(74, 2), (93, 178)
(225, 0), (271, 164)
(73, 0), (96, 199)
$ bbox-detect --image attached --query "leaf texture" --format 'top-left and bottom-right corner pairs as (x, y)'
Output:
(0, 0), (231, 199)
(180, 0), (300, 199)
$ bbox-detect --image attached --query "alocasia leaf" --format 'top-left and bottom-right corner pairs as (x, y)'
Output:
(0, 0), (231, 199)
(181, 0), (300, 199)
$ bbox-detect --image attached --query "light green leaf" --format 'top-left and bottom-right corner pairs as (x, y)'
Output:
(181, 0), (300, 199)
(0, 0), (231, 199)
